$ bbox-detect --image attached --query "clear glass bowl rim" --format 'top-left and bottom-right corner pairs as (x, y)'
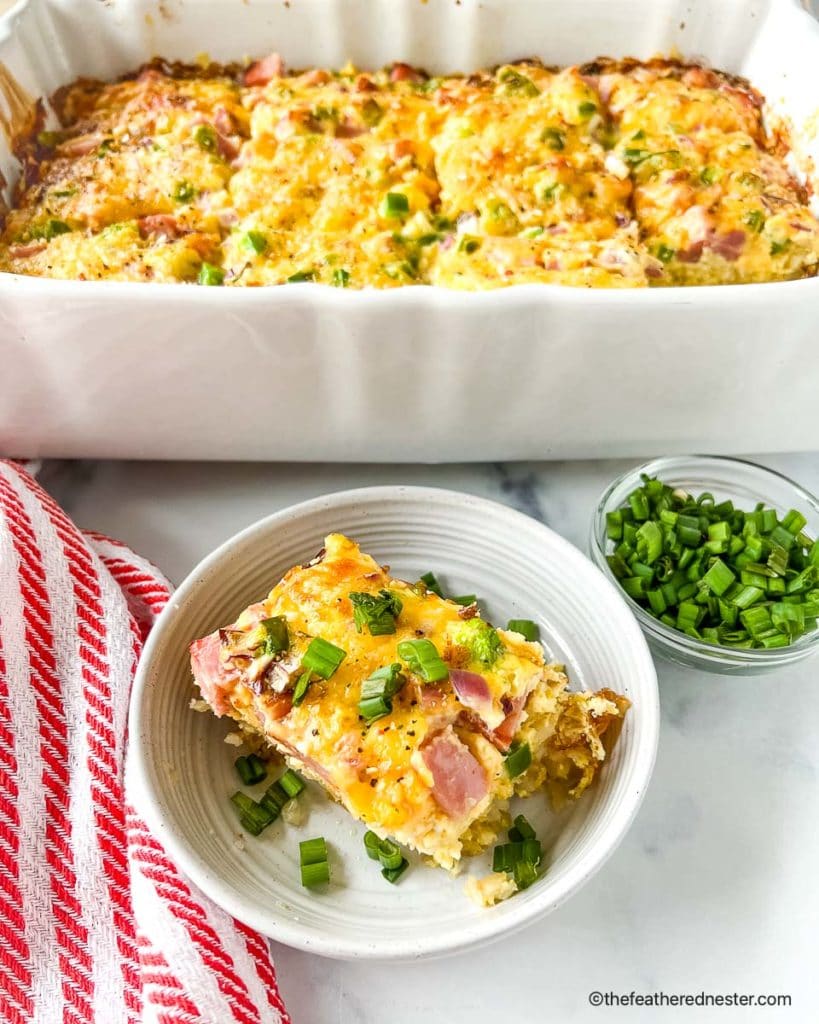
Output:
(589, 454), (819, 668)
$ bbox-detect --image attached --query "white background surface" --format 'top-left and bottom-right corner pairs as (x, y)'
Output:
(43, 453), (819, 1024)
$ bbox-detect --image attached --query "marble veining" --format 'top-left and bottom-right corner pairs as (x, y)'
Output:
(40, 453), (819, 1024)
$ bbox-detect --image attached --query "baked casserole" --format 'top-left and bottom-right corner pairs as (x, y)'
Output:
(2, 55), (817, 287)
(189, 533), (629, 894)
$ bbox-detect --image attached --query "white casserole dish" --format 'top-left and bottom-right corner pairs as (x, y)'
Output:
(0, 0), (817, 462)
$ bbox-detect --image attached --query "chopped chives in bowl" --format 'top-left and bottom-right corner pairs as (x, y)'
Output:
(604, 474), (819, 649)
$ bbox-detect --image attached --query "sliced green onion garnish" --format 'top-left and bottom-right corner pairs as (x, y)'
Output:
(397, 639), (449, 682)
(358, 663), (407, 721)
(301, 861), (330, 887)
(230, 792), (275, 836)
(381, 191), (409, 218)
(301, 637), (346, 679)
(363, 830), (382, 860)
(541, 127), (565, 150)
(40, 218), (72, 240)
(512, 814), (536, 840)
(743, 209), (765, 233)
(419, 571), (443, 597)
(504, 741), (531, 778)
(497, 67), (539, 96)
(235, 754), (267, 786)
(513, 859), (539, 890)
(278, 769), (305, 799)
(348, 589), (402, 635)
(358, 663), (405, 722)
(300, 836), (328, 865)
(382, 859), (409, 884)
(260, 616), (289, 655)
(362, 832), (410, 882)
(172, 179), (195, 203)
(506, 619), (539, 642)
(332, 268), (350, 287)
(376, 838), (404, 871)
(198, 262), (224, 286)
(286, 270), (316, 283)
(452, 594), (477, 607)
(358, 696), (392, 722)
(578, 101), (597, 117)
(193, 124), (217, 150)
(291, 669), (313, 707)
(241, 230), (268, 254)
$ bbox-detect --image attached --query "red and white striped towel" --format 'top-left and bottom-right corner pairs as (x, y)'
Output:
(0, 460), (290, 1024)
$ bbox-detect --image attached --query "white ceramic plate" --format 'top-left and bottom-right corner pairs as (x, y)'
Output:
(130, 486), (659, 960)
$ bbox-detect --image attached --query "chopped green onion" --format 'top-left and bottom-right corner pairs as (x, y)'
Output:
(578, 101), (597, 118)
(230, 792), (275, 836)
(628, 488), (650, 521)
(452, 594), (478, 607)
(363, 830), (382, 860)
(172, 180), (195, 203)
(278, 769), (305, 799)
(497, 67), (539, 96)
(604, 474), (818, 649)
(193, 124), (217, 150)
(743, 209), (765, 233)
(702, 558), (735, 596)
(39, 218), (72, 240)
(363, 832), (410, 882)
(504, 741), (531, 778)
(260, 616), (289, 655)
(300, 836), (328, 865)
(358, 663), (406, 722)
(458, 235), (481, 254)
(541, 127), (565, 151)
(348, 589), (402, 635)
(241, 230), (268, 254)
(381, 191), (409, 218)
(506, 619), (539, 642)
(376, 838), (404, 871)
(699, 165), (719, 185)
(301, 861), (330, 887)
(286, 270), (315, 283)
(358, 696), (391, 721)
(419, 571), (443, 597)
(397, 639), (449, 682)
(198, 262), (224, 286)
(782, 509), (807, 535)
(732, 585), (764, 610)
(291, 669), (313, 707)
(382, 860), (409, 884)
(301, 637), (346, 679)
(332, 268), (350, 287)
(606, 511), (624, 540)
(235, 754), (267, 786)
(512, 814), (536, 840)
(636, 520), (663, 564)
(513, 859), (539, 890)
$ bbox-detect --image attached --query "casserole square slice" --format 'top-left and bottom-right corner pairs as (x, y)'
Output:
(190, 533), (629, 870)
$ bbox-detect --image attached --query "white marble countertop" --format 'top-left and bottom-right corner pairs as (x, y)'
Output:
(43, 454), (818, 1024)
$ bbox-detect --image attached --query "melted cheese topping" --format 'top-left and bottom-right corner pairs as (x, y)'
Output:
(193, 533), (628, 869)
(5, 57), (813, 286)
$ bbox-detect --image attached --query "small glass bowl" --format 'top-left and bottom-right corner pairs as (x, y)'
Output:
(589, 455), (819, 675)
